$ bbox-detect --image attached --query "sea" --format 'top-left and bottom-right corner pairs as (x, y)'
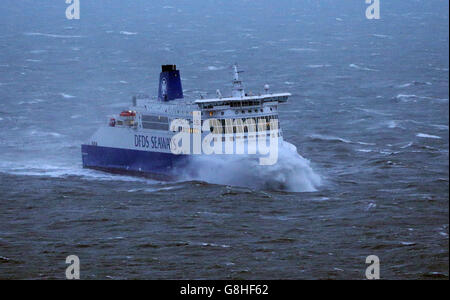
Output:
(0, 0), (448, 279)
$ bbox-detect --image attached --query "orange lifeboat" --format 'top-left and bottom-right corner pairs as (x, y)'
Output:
(120, 110), (136, 117)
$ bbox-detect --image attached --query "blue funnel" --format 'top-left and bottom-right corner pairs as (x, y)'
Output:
(158, 65), (183, 101)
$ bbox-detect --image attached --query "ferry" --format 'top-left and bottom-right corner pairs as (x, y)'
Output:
(81, 64), (290, 180)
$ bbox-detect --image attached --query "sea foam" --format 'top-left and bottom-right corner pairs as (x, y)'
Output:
(179, 141), (322, 192)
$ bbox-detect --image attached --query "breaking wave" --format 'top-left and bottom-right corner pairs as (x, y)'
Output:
(180, 141), (322, 192)
(119, 31), (138, 36)
(417, 133), (442, 139)
(24, 32), (84, 39)
(349, 63), (379, 72)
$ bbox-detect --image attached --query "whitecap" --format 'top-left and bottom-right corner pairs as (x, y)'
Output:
(439, 232), (449, 238)
(396, 94), (419, 100)
(397, 83), (412, 88)
(357, 141), (376, 146)
(400, 142), (413, 149)
(60, 93), (76, 99)
(309, 134), (351, 144)
(356, 107), (392, 116)
(396, 81), (432, 88)
(307, 64), (331, 68)
(400, 241), (416, 246)
(356, 149), (374, 153)
(25, 32), (83, 38)
(18, 99), (45, 105)
(386, 120), (405, 129)
(365, 202), (377, 211)
(395, 94), (447, 102)
(0, 161), (155, 183)
(189, 241), (231, 248)
(372, 34), (390, 39)
(349, 64), (379, 72)
(28, 130), (63, 138)
(119, 31), (138, 36)
(417, 133), (441, 139)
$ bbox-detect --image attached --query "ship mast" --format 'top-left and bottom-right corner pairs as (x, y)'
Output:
(232, 64), (245, 98)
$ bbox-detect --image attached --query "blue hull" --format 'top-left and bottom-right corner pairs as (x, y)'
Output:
(81, 145), (188, 180)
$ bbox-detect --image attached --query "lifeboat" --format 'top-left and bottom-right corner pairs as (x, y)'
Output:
(120, 110), (136, 117)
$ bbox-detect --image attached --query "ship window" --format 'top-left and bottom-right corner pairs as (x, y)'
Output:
(142, 122), (169, 131)
(142, 115), (168, 123)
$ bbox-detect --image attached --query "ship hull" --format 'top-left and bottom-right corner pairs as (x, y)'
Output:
(81, 144), (188, 180)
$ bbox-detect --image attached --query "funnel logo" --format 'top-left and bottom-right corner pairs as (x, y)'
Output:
(161, 78), (168, 98)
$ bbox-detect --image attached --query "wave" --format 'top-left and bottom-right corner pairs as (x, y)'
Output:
(430, 124), (449, 130)
(24, 32), (84, 38)
(179, 141), (322, 192)
(372, 34), (391, 39)
(0, 161), (156, 183)
(18, 99), (45, 105)
(28, 130), (63, 138)
(119, 31), (138, 36)
(60, 93), (76, 99)
(349, 64), (379, 72)
(307, 64), (332, 69)
(416, 133), (442, 139)
(396, 81), (432, 88)
(309, 134), (351, 144)
(395, 94), (448, 102)
(308, 134), (375, 146)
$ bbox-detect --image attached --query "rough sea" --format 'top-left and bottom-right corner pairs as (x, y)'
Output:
(0, 0), (448, 279)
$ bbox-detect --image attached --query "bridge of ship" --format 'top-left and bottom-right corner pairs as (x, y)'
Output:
(110, 93), (290, 135)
